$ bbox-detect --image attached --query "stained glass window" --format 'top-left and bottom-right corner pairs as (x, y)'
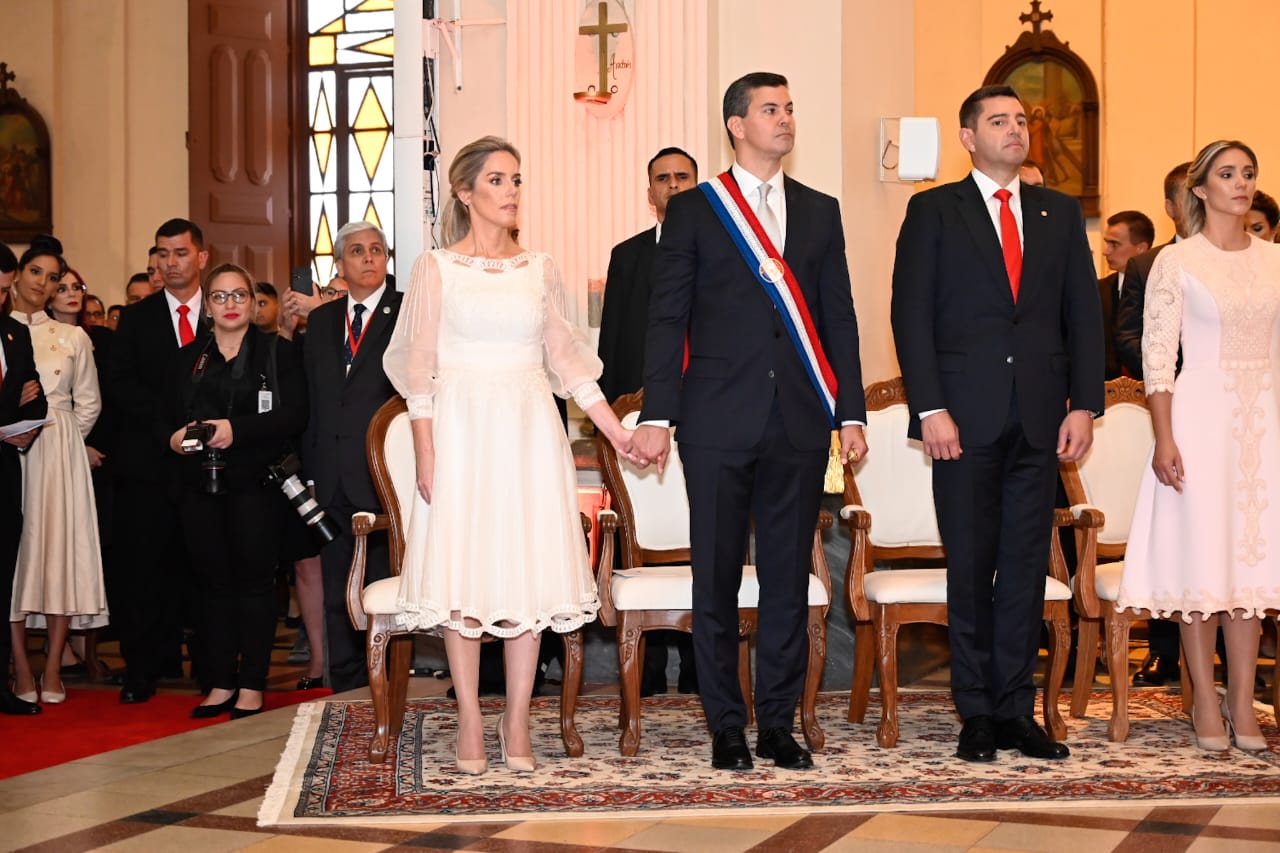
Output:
(304, 0), (396, 287)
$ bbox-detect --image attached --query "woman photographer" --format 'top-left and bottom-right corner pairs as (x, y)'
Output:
(164, 263), (307, 718)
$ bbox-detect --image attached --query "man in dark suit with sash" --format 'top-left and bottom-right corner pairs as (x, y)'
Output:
(299, 221), (401, 693)
(109, 218), (211, 703)
(891, 85), (1104, 762)
(633, 72), (867, 771)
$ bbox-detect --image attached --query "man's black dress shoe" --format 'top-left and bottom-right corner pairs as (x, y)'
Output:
(995, 715), (1070, 759)
(119, 680), (156, 704)
(639, 671), (667, 698)
(0, 689), (42, 715)
(296, 676), (324, 691)
(191, 691), (239, 719)
(1132, 655), (1178, 686)
(711, 726), (754, 771)
(956, 715), (997, 762)
(677, 667), (699, 695)
(756, 727), (813, 769)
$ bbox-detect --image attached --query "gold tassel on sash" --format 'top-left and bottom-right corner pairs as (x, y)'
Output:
(824, 431), (844, 494)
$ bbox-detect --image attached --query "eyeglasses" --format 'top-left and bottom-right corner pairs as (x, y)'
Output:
(208, 290), (251, 305)
(320, 286), (349, 300)
(56, 283), (88, 294)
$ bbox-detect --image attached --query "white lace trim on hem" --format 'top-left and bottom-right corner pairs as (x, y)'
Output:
(393, 598), (600, 638)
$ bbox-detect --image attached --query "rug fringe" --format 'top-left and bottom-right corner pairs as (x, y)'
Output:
(258, 701), (324, 827)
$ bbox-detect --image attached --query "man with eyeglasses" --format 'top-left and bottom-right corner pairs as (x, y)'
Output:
(108, 218), (212, 704)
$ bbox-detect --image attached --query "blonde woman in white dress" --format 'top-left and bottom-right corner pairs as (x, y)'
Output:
(7, 236), (106, 705)
(384, 136), (640, 775)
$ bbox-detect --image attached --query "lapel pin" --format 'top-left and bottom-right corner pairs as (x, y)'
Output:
(5, 333), (11, 342)
(1040, 210), (1048, 217)
(382, 306), (391, 314)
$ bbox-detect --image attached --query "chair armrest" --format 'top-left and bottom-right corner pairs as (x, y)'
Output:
(1068, 503), (1106, 528)
(595, 510), (619, 625)
(810, 511), (833, 606)
(346, 511), (389, 632)
(839, 503), (871, 530)
(1067, 505), (1104, 617)
(842, 508), (872, 622)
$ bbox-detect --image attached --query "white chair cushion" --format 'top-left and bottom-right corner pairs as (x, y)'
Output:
(1074, 402), (1153, 545)
(1094, 561), (1123, 602)
(859, 404), (943, 548)
(610, 565), (829, 610)
(616, 412), (691, 551)
(864, 568), (1072, 605)
(383, 412), (418, 524)
(361, 576), (403, 615)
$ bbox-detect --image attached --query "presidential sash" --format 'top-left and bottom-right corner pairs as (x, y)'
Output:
(699, 171), (838, 426)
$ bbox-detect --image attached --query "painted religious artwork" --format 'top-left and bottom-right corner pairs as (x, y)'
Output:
(0, 63), (52, 242)
(984, 3), (1100, 216)
(573, 0), (634, 119)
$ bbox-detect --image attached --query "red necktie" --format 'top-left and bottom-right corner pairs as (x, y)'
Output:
(993, 188), (1022, 301)
(177, 304), (195, 346)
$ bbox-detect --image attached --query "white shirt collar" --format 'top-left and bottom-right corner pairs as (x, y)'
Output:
(655, 222), (662, 243)
(732, 162), (784, 202)
(347, 282), (387, 319)
(970, 169), (1021, 205)
(163, 287), (203, 315)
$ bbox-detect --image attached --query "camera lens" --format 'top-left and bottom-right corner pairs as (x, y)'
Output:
(203, 449), (226, 495)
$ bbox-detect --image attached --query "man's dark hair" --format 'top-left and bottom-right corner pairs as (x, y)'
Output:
(722, 72), (788, 149)
(0, 241), (16, 274)
(127, 272), (150, 286)
(1164, 162), (1192, 203)
(1106, 210), (1155, 248)
(148, 245), (160, 258)
(959, 84), (1021, 130)
(1252, 190), (1280, 229)
(154, 218), (204, 249)
(647, 146), (698, 180)
(1021, 158), (1042, 172)
(254, 281), (278, 297)
(107, 303), (124, 314)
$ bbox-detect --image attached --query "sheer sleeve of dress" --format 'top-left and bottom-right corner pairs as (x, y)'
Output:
(539, 254), (605, 410)
(383, 250), (442, 420)
(69, 325), (102, 438)
(1141, 248), (1183, 394)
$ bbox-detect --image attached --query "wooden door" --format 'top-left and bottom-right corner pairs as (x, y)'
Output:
(188, 0), (296, 288)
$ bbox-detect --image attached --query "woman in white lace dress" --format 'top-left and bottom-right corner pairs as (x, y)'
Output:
(384, 136), (639, 774)
(1117, 140), (1280, 751)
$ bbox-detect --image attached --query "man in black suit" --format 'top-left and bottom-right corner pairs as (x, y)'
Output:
(598, 145), (700, 697)
(633, 72), (867, 771)
(298, 221), (401, 694)
(0, 243), (46, 715)
(1098, 211), (1153, 380)
(108, 218), (211, 702)
(891, 85), (1104, 762)
(1112, 162), (1190, 687)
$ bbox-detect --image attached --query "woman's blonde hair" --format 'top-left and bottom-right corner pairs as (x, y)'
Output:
(1183, 139), (1259, 236)
(201, 263), (256, 319)
(438, 136), (522, 247)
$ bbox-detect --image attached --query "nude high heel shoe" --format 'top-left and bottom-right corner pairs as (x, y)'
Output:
(497, 713), (536, 772)
(454, 739), (488, 776)
(39, 675), (66, 704)
(1221, 696), (1268, 751)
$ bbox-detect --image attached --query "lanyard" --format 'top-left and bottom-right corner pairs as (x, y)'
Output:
(344, 306), (372, 360)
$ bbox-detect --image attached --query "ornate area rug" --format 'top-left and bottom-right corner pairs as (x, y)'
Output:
(259, 691), (1280, 826)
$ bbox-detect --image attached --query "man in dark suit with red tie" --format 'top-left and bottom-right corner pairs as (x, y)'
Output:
(633, 72), (867, 771)
(299, 221), (402, 694)
(891, 85), (1104, 762)
(109, 218), (211, 703)
(0, 243), (47, 715)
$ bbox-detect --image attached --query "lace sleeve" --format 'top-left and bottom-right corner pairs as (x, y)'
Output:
(540, 254), (605, 409)
(1141, 248), (1183, 394)
(382, 250), (442, 419)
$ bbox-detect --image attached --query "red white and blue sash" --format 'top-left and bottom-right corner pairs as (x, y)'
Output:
(699, 171), (838, 426)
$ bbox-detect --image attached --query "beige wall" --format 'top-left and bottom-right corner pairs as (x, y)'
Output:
(0, 0), (188, 305)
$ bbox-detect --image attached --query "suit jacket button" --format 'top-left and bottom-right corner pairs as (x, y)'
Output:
(1006, 356), (1014, 364)
(768, 370), (775, 378)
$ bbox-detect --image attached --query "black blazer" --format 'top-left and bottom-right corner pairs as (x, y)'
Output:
(108, 290), (209, 483)
(1114, 242), (1172, 379)
(640, 174), (866, 451)
(1098, 272), (1122, 380)
(300, 287), (402, 509)
(0, 317), (48, 507)
(891, 177), (1104, 449)
(163, 330), (308, 494)
(598, 226), (657, 404)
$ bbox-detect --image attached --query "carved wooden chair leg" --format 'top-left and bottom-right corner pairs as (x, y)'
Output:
(1071, 616), (1100, 717)
(366, 618), (393, 763)
(848, 619), (875, 723)
(617, 613), (643, 756)
(1043, 604), (1070, 741)
(875, 610), (902, 748)
(387, 633), (412, 741)
(559, 629), (584, 757)
(738, 635), (755, 727)
(800, 606), (826, 751)
(1106, 611), (1133, 742)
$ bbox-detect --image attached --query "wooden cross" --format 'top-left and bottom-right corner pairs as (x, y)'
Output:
(0, 63), (15, 97)
(1019, 1), (1053, 35)
(579, 2), (627, 98)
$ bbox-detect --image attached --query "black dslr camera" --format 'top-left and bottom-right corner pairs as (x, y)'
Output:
(264, 453), (340, 544)
(180, 422), (226, 495)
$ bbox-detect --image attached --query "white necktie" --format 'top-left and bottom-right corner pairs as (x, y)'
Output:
(756, 183), (783, 253)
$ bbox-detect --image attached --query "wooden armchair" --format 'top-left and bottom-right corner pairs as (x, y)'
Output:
(346, 395), (586, 762)
(594, 390), (832, 756)
(843, 377), (1071, 747)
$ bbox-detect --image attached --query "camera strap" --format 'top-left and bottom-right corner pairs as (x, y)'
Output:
(183, 333), (254, 419)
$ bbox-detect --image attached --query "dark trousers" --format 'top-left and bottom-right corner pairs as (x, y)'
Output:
(681, 401), (827, 734)
(319, 490), (390, 693)
(933, 394), (1059, 721)
(180, 489), (281, 691)
(1147, 618), (1182, 663)
(110, 479), (187, 685)
(0, 463), (20, 670)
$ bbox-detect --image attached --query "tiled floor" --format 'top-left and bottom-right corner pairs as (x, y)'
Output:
(2, 622), (1278, 853)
